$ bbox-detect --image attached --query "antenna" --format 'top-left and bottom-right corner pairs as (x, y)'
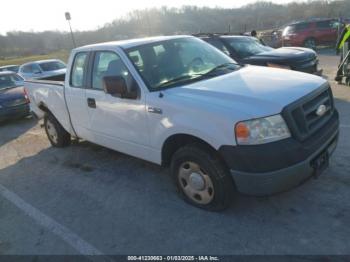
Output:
(65, 12), (77, 48)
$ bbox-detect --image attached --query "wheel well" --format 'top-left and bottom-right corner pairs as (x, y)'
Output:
(161, 134), (218, 167)
(38, 103), (50, 113)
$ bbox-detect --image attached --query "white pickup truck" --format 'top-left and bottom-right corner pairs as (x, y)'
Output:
(26, 36), (339, 211)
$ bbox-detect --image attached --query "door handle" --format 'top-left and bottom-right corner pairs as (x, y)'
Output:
(87, 98), (96, 108)
(148, 107), (162, 114)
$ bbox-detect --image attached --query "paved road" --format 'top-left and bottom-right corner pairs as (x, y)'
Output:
(0, 52), (349, 255)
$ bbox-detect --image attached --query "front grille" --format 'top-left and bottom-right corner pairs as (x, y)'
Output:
(1, 98), (27, 108)
(282, 84), (334, 141)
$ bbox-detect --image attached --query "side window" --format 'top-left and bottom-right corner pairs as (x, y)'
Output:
(31, 64), (41, 74)
(70, 52), (88, 88)
(204, 38), (230, 55)
(316, 21), (331, 29)
(92, 51), (130, 90)
(295, 23), (309, 31)
(21, 65), (30, 73)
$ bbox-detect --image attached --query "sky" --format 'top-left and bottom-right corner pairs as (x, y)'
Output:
(0, 0), (301, 35)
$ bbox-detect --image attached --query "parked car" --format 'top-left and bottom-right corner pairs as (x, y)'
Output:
(0, 72), (30, 122)
(281, 18), (340, 49)
(26, 36), (339, 211)
(0, 65), (19, 73)
(19, 59), (66, 80)
(198, 34), (322, 75)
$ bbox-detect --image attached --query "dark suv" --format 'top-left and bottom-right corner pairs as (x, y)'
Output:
(197, 34), (322, 75)
(281, 18), (340, 49)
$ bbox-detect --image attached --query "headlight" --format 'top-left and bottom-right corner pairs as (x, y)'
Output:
(235, 114), (291, 145)
(267, 63), (291, 70)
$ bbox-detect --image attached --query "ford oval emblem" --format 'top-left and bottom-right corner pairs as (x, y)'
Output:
(316, 104), (327, 116)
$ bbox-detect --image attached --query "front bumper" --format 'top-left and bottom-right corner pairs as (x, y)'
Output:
(219, 110), (339, 196)
(294, 65), (322, 75)
(0, 103), (30, 122)
(292, 59), (321, 75)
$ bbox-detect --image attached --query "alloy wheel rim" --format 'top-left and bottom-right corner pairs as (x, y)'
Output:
(178, 161), (214, 205)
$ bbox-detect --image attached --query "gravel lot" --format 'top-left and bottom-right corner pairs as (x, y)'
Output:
(0, 49), (349, 256)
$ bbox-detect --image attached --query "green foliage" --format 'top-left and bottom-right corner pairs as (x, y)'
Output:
(0, 50), (69, 67)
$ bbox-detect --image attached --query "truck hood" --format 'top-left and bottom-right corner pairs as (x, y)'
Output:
(165, 65), (326, 118)
(244, 47), (316, 63)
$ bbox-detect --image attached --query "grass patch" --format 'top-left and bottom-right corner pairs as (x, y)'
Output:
(0, 50), (70, 67)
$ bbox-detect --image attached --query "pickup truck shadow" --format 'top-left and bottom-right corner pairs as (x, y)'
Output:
(0, 116), (37, 146)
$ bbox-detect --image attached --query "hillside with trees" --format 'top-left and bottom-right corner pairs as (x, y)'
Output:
(1, 0), (350, 59)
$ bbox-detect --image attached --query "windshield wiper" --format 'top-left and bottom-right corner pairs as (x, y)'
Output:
(154, 63), (240, 90)
(198, 63), (239, 77)
(155, 75), (199, 89)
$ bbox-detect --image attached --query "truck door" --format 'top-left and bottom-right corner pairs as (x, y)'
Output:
(85, 50), (150, 159)
(64, 51), (93, 141)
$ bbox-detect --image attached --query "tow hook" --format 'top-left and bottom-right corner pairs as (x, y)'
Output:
(311, 151), (329, 179)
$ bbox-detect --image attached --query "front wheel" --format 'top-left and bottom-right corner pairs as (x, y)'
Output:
(44, 113), (71, 147)
(171, 144), (235, 211)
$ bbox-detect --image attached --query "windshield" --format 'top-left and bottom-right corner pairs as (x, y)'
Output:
(39, 61), (66, 72)
(224, 37), (274, 59)
(126, 37), (239, 91)
(0, 74), (22, 90)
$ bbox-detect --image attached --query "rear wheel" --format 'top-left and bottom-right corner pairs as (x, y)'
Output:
(44, 113), (71, 147)
(171, 144), (235, 211)
(304, 38), (316, 50)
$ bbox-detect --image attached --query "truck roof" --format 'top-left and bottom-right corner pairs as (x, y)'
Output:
(74, 35), (191, 51)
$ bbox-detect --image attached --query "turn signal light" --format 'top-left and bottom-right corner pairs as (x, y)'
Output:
(24, 88), (30, 103)
(235, 122), (250, 143)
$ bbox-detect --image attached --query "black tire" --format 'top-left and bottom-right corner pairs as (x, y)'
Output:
(303, 38), (317, 50)
(170, 144), (235, 211)
(44, 113), (71, 147)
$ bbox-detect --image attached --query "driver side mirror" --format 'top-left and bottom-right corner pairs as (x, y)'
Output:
(103, 76), (138, 99)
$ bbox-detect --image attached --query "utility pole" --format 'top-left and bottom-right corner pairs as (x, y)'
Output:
(65, 12), (76, 48)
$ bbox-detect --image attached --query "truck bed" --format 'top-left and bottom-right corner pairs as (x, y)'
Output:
(25, 79), (73, 135)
